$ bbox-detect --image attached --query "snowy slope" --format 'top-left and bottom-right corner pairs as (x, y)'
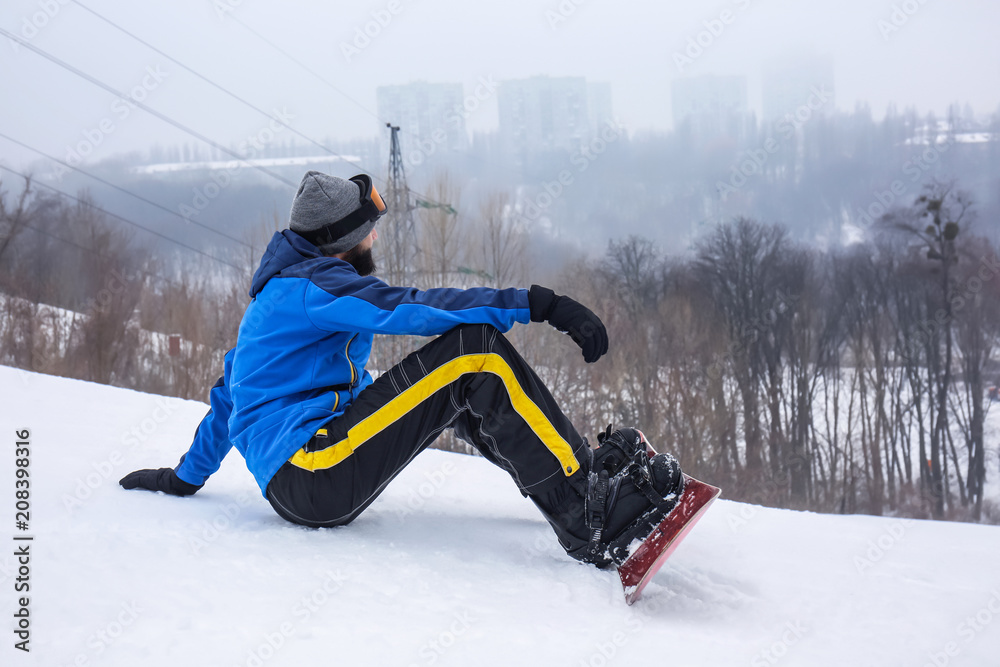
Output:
(2, 365), (1000, 667)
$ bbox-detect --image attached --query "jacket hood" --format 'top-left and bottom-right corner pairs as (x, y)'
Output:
(249, 230), (323, 298)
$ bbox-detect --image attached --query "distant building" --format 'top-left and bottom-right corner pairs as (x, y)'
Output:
(497, 76), (611, 160)
(376, 82), (468, 154)
(587, 81), (614, 133)
(761, 54), (835, 123)
(671, 75), (750, 143)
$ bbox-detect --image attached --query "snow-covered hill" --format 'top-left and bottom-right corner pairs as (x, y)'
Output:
(3, 365), (1000, 667)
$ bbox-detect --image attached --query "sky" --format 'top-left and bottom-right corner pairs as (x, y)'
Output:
(1, 0), (999, 171)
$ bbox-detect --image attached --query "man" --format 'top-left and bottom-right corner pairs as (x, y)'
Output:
(121, 171), (684, 567)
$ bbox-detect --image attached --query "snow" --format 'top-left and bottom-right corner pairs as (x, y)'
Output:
(131, 155), (362, 175)
(3, 365), (1000, 667)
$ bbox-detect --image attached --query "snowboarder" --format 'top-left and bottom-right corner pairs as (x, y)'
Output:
(120, 170), (688, 570)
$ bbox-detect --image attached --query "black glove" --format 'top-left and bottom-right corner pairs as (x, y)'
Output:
(528, 285), (609, 363)
(120, 467), (203, 497)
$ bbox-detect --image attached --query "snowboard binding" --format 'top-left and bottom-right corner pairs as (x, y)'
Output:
(581, 427), (684, 567)
(536, 425), (720, 604)
(590, 427), (721, 605)
(593, 425), (657, 474)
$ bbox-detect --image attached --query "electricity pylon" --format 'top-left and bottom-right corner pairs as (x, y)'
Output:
(381, 123), (418, 287)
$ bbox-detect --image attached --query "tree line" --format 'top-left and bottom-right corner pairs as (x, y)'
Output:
(553, 184), (998, 522)
(2, 174), (997, 522)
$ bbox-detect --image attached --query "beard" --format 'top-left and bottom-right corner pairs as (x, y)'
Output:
(341, 245), (377, 276)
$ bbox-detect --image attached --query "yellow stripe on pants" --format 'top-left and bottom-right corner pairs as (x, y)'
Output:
(289, 353), (580, 476)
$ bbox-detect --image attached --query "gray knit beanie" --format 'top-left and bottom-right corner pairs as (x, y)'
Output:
(289, 171), (377, 254)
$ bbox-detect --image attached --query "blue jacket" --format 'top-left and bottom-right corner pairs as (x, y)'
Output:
(176, 230), (532, 496)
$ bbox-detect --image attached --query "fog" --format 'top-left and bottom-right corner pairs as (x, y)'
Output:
(2, 0), (999, 167)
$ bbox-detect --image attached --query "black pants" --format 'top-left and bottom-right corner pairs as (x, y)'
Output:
(265, 324), (590, 528)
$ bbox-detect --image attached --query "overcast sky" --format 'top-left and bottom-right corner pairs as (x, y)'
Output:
(2, 0), (999, 171)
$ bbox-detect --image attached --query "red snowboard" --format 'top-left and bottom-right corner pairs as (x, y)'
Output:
(616, 474), (721, 605)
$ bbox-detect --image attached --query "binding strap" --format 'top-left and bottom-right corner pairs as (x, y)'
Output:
(585, 469), (610, 560)
(629, 460), (675, 512)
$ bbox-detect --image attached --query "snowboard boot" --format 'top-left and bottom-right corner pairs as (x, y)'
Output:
(582, 428), (684, 567)
(533, 427), (685, 568)
(592, 425), (656, 475)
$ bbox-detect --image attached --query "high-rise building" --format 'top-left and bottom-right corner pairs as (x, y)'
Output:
(587, 81), (614, 133)
(497, 76), (609, 159)
(671, 74), (749, 142)
(376, 82), (468, 154)
(761, 54), (835, 123)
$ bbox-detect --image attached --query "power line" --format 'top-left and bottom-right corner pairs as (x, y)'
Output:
(222, 13), (449, 209)
(17, 221), (184, 292)
(3, 9), (455, 220)
(0, 26), (297, 190)
(226, 14), (387, 136)
(0, 164), (243, 272)
(68, 0), (370, 179)
(0, 132), (251, 249)
(227, 13), (481, 181)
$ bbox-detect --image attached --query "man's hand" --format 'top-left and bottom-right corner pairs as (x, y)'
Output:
(120, 467), (203, 497)
(528, 285), (609, 363)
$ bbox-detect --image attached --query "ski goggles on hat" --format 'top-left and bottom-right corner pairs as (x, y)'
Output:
(298, 173), (387, 246)
(345, 173), (387, 226)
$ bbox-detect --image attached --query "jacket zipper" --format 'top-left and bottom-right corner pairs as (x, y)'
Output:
(345, 334), (358, 387)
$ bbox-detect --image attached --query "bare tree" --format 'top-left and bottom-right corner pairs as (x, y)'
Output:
(880, 182), (973, 518)
(0, 176), (34, 266)
(951, 235), (1000, 519)
(417, 172), (462, 290)
(65, 199), (146, 386)
(472, 191), (527, 289)
(693, 218), (798, 495)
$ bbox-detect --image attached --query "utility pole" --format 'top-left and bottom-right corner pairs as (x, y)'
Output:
(382, 123), (418, 287)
